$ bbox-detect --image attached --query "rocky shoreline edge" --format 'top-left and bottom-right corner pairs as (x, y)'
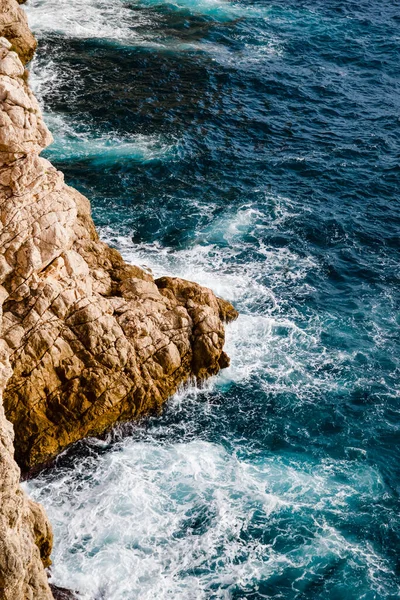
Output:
(0, 1), (237, 597)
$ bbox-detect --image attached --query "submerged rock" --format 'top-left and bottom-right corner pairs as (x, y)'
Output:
(0, 0), (237, 596)
(49, 584), (79, 600)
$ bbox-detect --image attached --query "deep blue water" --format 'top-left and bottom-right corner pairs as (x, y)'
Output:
(24, 0), (400, 598)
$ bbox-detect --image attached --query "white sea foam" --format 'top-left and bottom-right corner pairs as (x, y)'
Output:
(26, 57), (177, 163)
(25, 0), (283, 72)
(25, 441), (394, 600)
(136, 0), (266, 20)
(25, 0), (150, 42)
(98, 192), (398, 404)
(25, 0), (284, 78)
(100, 197), (313, 293)
(25, 0), (269, 38)
(43, 112), (177, 164)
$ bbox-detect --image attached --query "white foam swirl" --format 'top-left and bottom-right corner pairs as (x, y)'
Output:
(25, 440), (394, 599)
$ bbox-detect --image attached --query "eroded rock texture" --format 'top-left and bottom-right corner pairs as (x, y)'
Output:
(0, 5), (53, 595)
(0, 0), (36, 65)
(0, 309), (53, 600)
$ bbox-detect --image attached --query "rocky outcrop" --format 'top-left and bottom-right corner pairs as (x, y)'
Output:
(0, 330), (53, 599)
(0, 0), (237, 596)
(0, 0), (36, 65)
(0, 4), (54, 595)
(50, 584), (78, 600)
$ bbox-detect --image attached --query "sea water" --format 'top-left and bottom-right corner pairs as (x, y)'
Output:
(23, 0), (400, 598)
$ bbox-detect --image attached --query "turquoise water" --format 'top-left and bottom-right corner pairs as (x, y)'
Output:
(24, 0), (400, 598)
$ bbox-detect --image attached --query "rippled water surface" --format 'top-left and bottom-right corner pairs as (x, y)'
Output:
(24, 0), (400, 598)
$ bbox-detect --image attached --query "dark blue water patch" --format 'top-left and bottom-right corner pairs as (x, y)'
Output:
(34, 25), (399, 251)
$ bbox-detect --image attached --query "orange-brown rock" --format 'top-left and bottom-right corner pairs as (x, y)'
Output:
(0, 4), (54, 595)
(0, 0), (36, 64)
(0, 323), (53, 600)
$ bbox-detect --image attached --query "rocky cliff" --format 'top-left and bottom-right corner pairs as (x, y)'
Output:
(0, 337), (53, 600)
(0, 0), (36, 63)
(0, 0), (237, 597)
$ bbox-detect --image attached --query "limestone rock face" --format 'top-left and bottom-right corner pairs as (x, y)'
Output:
(0, 5), (53, 596)
(0, 0), (36, 65)
(0, 5), (54, 594)
(0, 325), (53, 599)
